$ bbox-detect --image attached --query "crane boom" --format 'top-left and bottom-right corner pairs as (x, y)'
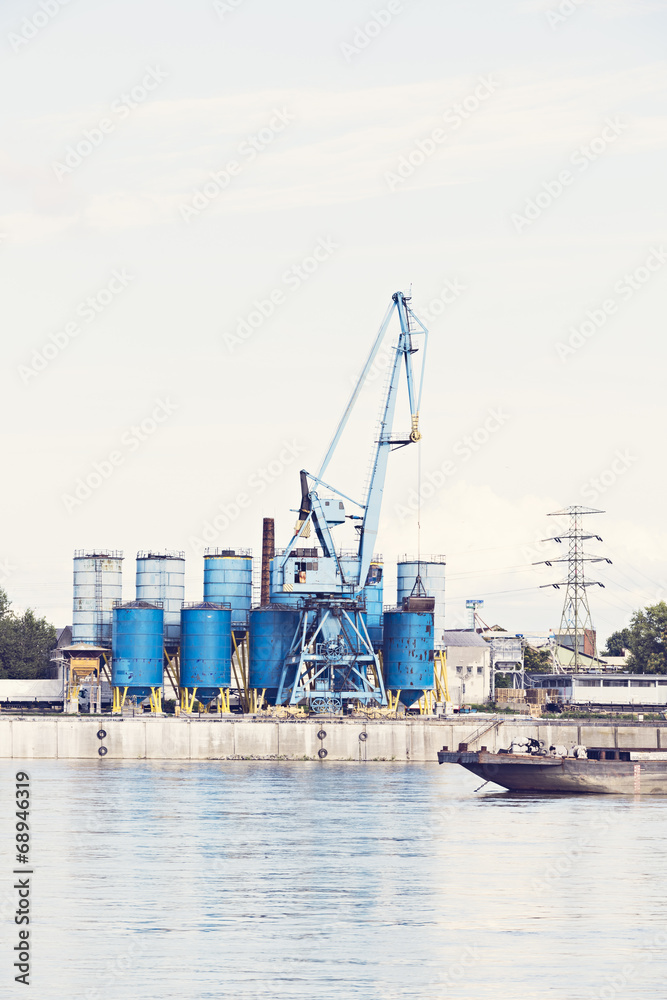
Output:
(356, 291), (427, 591)
(271, 289), (428, 711)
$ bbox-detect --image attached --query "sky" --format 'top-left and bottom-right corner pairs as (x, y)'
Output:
(2, 0), (667, 643)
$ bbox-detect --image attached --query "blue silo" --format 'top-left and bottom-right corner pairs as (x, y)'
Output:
(180, 603), (231, 704)
(249, 606), (300, 704)
(112, 601), (164, 709)
(382, 610), (434, 707)
(203, 550), (252, 627)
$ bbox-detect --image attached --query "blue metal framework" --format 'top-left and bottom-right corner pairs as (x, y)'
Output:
(273, 291), (428, 711)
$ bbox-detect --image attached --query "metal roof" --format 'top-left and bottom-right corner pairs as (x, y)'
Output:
(441, 631), (489, 648)
(533, 672), (665, 682)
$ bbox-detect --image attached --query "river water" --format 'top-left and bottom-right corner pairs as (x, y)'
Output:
(1, 760), (666, 999)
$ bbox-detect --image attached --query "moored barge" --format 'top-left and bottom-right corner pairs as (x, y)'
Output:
(437, 743), (667, 794)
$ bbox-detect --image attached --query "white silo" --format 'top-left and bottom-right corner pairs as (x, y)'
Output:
(397, 555), (446, 648)
(136, 551), (185, 644)
(72, 550), (124, 646)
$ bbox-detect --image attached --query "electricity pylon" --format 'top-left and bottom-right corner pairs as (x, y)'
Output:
(534, 506), (612, 671)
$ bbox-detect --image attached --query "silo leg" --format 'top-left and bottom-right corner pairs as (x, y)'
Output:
(149, 687), (162, 714)
(112, 687), (128, 714)
(387, 691), (401, 712)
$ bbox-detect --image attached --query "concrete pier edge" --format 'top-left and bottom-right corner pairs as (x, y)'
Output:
(1, 716), (666, 761)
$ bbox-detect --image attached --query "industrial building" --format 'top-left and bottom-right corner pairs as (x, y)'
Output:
(440, 631), (492, 706)
(529, 673), (667, 710)
(47, 292), (446, 718)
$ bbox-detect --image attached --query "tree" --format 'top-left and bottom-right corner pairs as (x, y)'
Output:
(624, 602), (667, 674)
(0, 588), (57, 680)
(523, 645), (553, 673)
(602, 628), (631, 657)
(0, 589), (17, 678)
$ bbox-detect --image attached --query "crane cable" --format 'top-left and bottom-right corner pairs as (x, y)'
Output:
(408, 426), (425, 601)
(417, 435), (422, 580)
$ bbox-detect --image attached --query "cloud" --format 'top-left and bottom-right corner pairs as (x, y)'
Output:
(7, 64), (667, 238)
(516, 0), (667, 15)
(0, 211), (77, 243)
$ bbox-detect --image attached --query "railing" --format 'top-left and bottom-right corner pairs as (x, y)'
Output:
(336, 550), (383, 562)
(181, 601), (231, 609)
(137, 550), (185, 560)
(273, 548), (384, 564)
(74, 550), (123, 559)
(275, 547), (320, 557)
(112, 599), (164, 609)
(462, 718), (505, 747)
(204, 548), (252, 557)
(398, 553), (446, 564)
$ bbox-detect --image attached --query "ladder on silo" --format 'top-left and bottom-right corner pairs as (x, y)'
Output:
(94, 559), (103, 644)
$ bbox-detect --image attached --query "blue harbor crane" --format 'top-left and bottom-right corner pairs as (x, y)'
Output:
(271, 290), (428, 712)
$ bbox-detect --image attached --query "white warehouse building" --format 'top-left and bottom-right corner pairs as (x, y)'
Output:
(530, 673), (667, 708)
(442, 631), (492, 706)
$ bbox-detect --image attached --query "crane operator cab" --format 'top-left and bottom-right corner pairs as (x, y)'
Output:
(322, 499), (346, 525)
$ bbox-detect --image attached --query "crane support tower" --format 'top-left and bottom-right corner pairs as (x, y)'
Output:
(273, 290), (428, 712)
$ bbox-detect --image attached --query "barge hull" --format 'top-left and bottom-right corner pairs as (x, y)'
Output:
(438, 750), (667, 794)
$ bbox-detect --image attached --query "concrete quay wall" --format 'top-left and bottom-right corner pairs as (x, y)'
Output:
(2, 716), (667, 761)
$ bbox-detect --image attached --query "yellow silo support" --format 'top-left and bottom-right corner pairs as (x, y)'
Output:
(230, 654), (243, 705)
(247, 688), (266, 713)
(240, 636), (249, 691)
(149, 687), (162, 714)
(163, 648), (180, 699)
(418, 690), (435, 715)
(433, 651), (450, 703)
(386, 690), (401, 712)
(112, 687), (128, 714)
(231, 631), (251, 713)
(180, 688), (199, 714)
(100, 652), (111, 684)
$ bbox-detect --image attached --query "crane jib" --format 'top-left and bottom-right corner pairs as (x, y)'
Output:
(271, 290), (429, 711)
